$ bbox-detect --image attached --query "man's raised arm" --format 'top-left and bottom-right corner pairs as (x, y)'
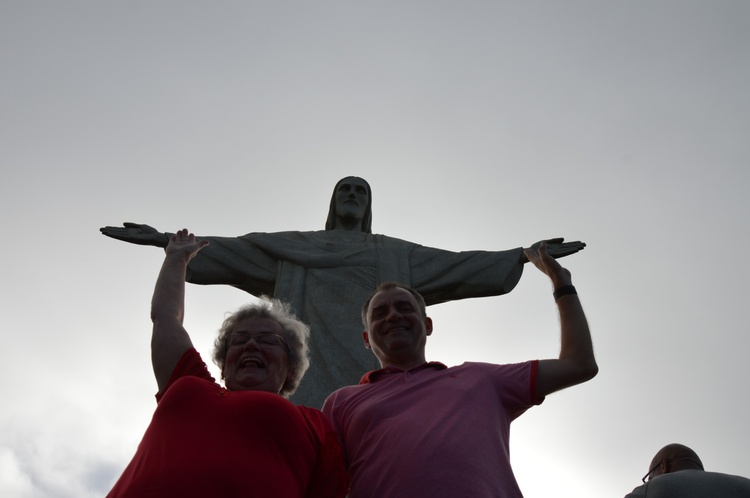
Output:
(525, 241), (598, 398)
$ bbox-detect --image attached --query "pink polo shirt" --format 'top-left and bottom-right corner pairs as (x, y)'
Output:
(323, 361), (542, 498)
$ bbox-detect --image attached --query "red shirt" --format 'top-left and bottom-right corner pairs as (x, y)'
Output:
(108, 348), (347, 498)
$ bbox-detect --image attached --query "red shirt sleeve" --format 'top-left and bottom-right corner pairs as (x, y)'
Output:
(155, 348), (217, 403)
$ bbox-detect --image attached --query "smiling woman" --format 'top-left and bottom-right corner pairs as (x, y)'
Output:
(105, 229), (348, 498)
(212, 302), (311, 396)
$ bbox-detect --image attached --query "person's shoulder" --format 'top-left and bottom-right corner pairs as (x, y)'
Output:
(157, 374), (223, 406)
(156, 348), (216, 399)
(455, 361), (537, 387)
(460, 361), (498, 368)
(296, 405), (328, 422)
(646, 470), (750, 496)
(323, 383), (369, 410)
(702, 470), (750, 486)
(459, 360), (535, 371)
(622, 484), (646, 498)
(326, 383), (366, 399)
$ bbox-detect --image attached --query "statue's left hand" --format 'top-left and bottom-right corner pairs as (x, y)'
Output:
(522, 238), (585, 263)
(100, 222), (169, 247)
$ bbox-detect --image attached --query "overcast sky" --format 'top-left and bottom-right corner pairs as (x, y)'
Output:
(2, 1), (749, 497)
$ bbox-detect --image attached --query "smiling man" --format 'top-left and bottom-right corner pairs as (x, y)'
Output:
(323, 242), (599, 498)
(361, 285), (433, 370)
(101, 177), (585, 408)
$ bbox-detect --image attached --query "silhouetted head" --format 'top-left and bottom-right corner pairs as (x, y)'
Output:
(325, 176), (372, 233)
(645, 443), (704, 481)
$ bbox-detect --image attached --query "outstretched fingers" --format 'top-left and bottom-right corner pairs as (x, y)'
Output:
(167, 229), (209, 258)
(546, 240), (586, 259)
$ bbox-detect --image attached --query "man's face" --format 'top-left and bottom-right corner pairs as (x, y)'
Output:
(334, 177), (369, 224)
(363, 287), (432, 367)
(222, 317), (291, 394)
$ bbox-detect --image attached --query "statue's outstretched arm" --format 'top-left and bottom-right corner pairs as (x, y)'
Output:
(100, 222), (170, 248)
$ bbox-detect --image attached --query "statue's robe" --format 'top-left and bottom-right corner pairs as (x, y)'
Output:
(186, 230), (525, 407)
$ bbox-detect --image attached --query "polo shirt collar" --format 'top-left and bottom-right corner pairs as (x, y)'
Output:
(359, 361), (447, 384)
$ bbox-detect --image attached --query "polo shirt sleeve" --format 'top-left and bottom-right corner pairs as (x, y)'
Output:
(487, 360), (544, 419)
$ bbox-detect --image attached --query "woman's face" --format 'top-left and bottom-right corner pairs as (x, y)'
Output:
(222, 317), (291, 394)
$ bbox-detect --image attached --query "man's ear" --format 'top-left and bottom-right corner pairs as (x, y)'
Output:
(362, 330), (371, 349)
(425, 317), (433, 336)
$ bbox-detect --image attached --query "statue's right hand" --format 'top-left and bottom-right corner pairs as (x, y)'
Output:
(99, 222), (168, 247)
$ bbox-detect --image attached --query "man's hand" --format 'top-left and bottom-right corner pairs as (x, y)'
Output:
(100, 222), (169, 247)
(524, 241), (573, 289)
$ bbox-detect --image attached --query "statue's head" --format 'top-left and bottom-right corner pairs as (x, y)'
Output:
(325, 176), (372, 233)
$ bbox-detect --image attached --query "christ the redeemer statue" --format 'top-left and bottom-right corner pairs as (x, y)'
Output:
(100, 176), (584, 407)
